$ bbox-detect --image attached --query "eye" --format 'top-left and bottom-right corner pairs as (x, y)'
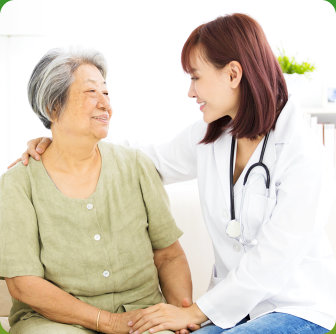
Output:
(103, 91), (109, 96)
(191, 77), (199, 81)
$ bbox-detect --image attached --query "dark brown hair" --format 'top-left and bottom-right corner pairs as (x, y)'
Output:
(181, 13), (288, 143)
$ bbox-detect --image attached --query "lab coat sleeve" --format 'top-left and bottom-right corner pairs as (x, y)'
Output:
(139, 121), (207, 184)
(196, 143), (335, 328)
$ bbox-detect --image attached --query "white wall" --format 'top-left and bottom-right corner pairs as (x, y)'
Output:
(0, 0), (336, 172)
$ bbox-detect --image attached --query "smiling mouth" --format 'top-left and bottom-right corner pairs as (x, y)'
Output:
(92, 115), (109, 123)
(199, 102), (206, 111)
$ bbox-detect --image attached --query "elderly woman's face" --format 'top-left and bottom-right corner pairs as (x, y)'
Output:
(54, 64), (111, 140)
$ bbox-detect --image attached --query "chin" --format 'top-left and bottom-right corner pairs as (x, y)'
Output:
(95, 130), (109, 140)
(203, 114), (218, 124)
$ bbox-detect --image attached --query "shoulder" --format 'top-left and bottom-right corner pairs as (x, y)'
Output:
(99, 141), (158, 168)
(183, 120), (208, 145)
(0, 160), (32, 196)
(274, 99), (322, 156)
(99, 141), (137, 164)
(273, 100), (327, 176)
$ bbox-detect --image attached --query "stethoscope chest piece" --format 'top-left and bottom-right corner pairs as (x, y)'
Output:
(226, 219), (241, 238)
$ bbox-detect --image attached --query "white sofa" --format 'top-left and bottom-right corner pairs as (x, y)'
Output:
(1, 180), (335, 332)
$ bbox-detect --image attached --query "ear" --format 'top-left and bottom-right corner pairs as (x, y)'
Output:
(228, 61), (243, 88)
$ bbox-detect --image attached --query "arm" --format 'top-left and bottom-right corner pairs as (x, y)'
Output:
(153, 241), (192, 307)
(5, 275), (139, 334)
(8, 137), (52, 168)
(140, 121), (206, 184)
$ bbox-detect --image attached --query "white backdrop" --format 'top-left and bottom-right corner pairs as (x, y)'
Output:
(0, 0), (335, 172)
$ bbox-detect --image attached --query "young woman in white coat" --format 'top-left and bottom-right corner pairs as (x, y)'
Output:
(16, 13), (336, 334)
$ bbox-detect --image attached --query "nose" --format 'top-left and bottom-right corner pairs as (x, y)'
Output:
(188, 81), (197, 98)
(97, 92), (110, 110)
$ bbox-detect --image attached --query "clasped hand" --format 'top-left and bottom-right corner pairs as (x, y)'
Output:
(128, 303), (203, 334)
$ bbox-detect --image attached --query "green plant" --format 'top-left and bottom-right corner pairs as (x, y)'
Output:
(277, 50), (315, 75)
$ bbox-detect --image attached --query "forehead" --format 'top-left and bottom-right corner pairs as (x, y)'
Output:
(72, 63), (106, 86)
(188, 47), (211, 73)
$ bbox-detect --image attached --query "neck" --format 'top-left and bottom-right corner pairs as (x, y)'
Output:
(43, 131), (100, 173)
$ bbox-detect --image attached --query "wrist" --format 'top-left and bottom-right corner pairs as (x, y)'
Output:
(188, 303), (208, 324)
(99, 310), (119, 333)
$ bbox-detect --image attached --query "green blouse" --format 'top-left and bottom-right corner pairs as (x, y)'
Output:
(0, 142), (182, 327)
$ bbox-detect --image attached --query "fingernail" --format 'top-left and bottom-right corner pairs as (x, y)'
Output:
(128, 321), (133, 326)
(129, 330), (133, 334)
(134, 331), (138, 334)
(35, 155), (40, 160)
(36, 147), (43, 153)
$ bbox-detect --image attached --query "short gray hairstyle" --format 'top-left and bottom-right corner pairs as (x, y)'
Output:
(28, 48), (107, 129)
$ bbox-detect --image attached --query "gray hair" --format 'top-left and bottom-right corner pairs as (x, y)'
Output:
(28, 48), (107, 129)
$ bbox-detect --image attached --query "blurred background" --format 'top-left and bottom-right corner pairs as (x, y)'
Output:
(0, 0), (335, 172)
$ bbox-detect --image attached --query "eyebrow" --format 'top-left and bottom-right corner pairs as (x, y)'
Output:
(86, 79), (106, 85)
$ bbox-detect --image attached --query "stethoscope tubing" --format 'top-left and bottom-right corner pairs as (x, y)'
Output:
(229, 132), (271, 242)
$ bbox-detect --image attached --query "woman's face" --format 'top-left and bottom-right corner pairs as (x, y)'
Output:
(187, 47), (241, 123)
(53, 63), (112, 141)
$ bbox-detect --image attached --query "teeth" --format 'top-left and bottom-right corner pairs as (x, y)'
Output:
(93, 116), (108, 120)
(200, 102), (206, 106)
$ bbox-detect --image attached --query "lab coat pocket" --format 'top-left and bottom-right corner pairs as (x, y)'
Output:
(208, 265), (223, 290)
(243, 193), (276, 240)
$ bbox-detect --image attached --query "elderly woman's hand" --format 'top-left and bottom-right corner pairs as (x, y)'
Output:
(7, 137), (52, 168)
(101, 309), (144, 334)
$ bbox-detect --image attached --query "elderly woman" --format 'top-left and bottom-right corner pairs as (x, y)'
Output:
(0, 49), (192, 334)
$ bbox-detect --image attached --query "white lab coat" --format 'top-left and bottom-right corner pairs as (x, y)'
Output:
(143, 99), (336, 330)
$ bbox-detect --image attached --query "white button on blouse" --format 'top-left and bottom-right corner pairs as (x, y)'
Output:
(94, 234), (101, 241)
(103, 270), (110, 278)
(87, 203), (94, 210)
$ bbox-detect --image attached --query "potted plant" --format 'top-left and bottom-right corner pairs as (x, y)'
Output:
(278, 50), (315, 75)
(277, 50), (318, 106)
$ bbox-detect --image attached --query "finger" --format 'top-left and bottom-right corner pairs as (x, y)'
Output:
(7, 158), (22, 169)
(180, 329), (190, 334)
(131, 315), (165, 334)
(129, 311), (153, 329)
(187, 324), (200, 331)
(130, 305), (163, 330)
(36, 137), (52, 154)
(21, 151), (31, 164)
(147, 323), (171, 334)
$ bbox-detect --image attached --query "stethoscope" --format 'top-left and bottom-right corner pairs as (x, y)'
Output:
(225, 132), (270, 247)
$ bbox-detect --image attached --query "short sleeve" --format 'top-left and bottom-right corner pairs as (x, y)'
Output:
(136, 150), (183, 249)
(0, 164), (44, 279)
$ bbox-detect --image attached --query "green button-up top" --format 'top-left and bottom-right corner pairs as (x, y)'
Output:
(0, 142), (182, 327)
